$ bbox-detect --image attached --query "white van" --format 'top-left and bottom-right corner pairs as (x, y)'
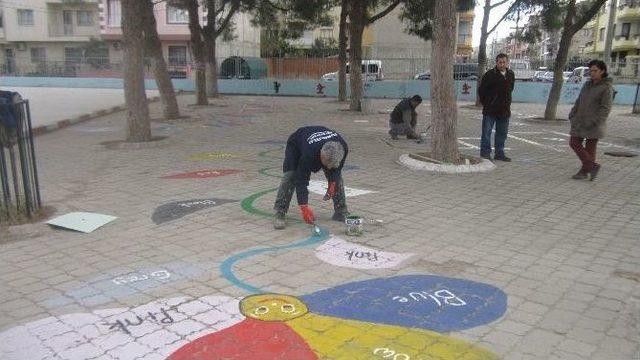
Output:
(568, 66), (590, 83)
(321, 60), (384, 82)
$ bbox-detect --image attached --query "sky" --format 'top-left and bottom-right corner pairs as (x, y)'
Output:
(472, 1), (519, 48)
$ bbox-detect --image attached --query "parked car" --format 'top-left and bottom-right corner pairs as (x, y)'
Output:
(321, 60), (384, 82)
(568, 66), (590, 83)
(510, 59), (536, 81)
(414, 63), (478, 80)
(563, 71), (572, 81)
(542, 71), (555, 82)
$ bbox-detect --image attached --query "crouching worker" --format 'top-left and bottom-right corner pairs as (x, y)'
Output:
(389, 95), (422, 140)
(273, 126), (349, 230)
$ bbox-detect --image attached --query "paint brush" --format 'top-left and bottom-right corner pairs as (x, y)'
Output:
(311, 223), (322, 236)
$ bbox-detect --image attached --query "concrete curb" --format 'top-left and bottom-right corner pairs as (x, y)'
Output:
(30, 95), (164, 137)
(398, 154), (496, 174)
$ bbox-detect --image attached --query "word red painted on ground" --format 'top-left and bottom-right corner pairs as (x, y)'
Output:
(161, 169), (242, 179)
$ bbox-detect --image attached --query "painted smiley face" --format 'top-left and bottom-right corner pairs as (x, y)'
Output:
(240, 294), (309, 322)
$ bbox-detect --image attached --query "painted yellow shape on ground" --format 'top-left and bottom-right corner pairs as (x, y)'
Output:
(287, 313), (498, 360)
(188, 152), (241, 161)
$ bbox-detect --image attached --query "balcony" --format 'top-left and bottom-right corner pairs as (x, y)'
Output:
(618, 5), (640, 20)
(612, 34), (640, 51)
(457, 34), (472, 49)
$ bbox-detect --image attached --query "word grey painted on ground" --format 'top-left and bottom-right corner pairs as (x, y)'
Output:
(42, 262), (214, 309)
(152, 198), (237, 225)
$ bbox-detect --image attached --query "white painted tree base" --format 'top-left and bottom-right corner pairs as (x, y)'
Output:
(398, 154), (496, 174)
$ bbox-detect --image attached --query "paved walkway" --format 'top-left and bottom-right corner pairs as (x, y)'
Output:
(0, 87), (159, 128)
(1, 94), (639, 360)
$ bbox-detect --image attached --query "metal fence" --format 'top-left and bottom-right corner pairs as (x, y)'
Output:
(3, 56), (640, 83)
(0, 97), (41, 223)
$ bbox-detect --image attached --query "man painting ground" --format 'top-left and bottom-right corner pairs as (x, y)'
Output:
(479, 53), (515, 162)
(389, 95), (422, 140)
(273, 126), (349, 230)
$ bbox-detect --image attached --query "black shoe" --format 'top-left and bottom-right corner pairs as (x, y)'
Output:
(494, 154), (512, 162)
(332, 212), (348, 222)
(388, 130), (398, 140)
(480, 154), (492, 160)
(571, 169), (588, 180)
(589, 164), (601, 181)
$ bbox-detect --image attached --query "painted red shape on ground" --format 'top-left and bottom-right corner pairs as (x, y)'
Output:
(167, 318), (318, 360)
(161, 169), (242, 179)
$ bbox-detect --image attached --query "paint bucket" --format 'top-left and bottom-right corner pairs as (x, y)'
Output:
(345, 215), (364, 236)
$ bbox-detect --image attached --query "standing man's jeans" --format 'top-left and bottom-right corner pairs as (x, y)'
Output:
(569, 136), (598, 171)
(273, 171), (348, 217)
(480, 115), (510, 157)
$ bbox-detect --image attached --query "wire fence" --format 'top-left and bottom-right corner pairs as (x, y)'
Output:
(2, 56), (640, 83)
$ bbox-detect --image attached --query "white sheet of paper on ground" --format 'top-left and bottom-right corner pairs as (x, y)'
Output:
(308, 180), (376, 197)
(46, 212), (118, 233)
(315, 236), (413, 269)
(0, 296), (242, 360)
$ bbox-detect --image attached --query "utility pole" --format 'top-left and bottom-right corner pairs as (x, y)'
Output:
(603, 0), (618, 67)
(509, 9), (522, 58)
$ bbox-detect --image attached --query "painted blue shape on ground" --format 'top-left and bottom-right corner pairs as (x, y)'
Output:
(41, 262), (212, 309)
(220, 227), (330, 294)
(300, 274), (507, 333)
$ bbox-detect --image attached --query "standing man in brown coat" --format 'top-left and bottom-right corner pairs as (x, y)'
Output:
(568, 60), (614, 181)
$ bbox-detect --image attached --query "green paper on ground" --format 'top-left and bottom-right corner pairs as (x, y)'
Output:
(47, 212), (117, 233)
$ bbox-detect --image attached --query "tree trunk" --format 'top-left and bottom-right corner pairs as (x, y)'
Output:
(338, 0), (349, 102)
(204, 34), (219, 97)
(141, 0), (180, 119)
(544, 3), (576, 121)
(187, 0), (208, 105)
(430, 0), (459, 162)
(475, 0), (492, 107)
(204, 0), (219, 98)
(348, 0), (365, 111)
(121, 0), (151, 142)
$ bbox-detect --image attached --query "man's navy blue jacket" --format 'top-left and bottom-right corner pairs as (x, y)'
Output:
(283, 126), (348, 205)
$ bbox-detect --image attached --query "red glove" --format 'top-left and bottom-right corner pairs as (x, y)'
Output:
(323, 181), (336, 201)
(299, 205), (315, 224)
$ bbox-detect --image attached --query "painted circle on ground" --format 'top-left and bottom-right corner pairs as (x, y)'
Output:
(240, 294), (309, 322)
(300, 274), (507, 333)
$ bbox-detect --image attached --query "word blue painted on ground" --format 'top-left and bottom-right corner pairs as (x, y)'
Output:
(300, 274), (507, 333)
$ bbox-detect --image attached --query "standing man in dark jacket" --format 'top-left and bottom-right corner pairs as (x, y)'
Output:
(479, 53), (515, 161)
(388, 95), (422, 140)
(273, 126), (349, 230)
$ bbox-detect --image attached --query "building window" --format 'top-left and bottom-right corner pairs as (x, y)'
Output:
(168, 46), (187, 66)
(167, 6), (188, 24)
(30, 47), (46, 63)
(77, 11), (94, 26)
(65, 47), (84, 63)
(107, 0), (121, 27)
(0, 11), (4, 28)
(599, 27), (605, 41)
(17, 9), (34, 26)
(320, 28), (333, 39)
(622, 22), (631, 39)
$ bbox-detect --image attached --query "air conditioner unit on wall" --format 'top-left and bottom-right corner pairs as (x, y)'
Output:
(16, 42), (27, 51)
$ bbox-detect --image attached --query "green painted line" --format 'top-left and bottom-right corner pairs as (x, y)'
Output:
(258, 166), (282, 179)
(240, 188), (277, 218)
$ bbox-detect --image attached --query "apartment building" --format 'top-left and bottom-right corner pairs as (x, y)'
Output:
(583, 0), (640, 77)
(0, 0), (101, 75)
(99, 0), (260, 72)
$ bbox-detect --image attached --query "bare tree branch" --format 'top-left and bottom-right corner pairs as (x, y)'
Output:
(367, 0), (402, 25)
(570, 0), (607, 34)
(489, 0), (511, 10)
(215, 2), (241, 37)
(487, 0), (521, 36)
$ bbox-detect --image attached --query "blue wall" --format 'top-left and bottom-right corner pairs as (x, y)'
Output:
(1, 76), (636, 105)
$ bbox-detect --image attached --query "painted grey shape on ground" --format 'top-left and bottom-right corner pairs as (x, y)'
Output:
(42, 262), (214, 309)
(152, 198), (237, 225)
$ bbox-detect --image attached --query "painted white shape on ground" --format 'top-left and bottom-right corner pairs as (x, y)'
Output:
(0, 296), (242, 360)
(46, 212), (117, 233)
(507, 133), (564, 152)
(315, 236), (413, 269)
(112, 270), (171, 285)
(547, 130), (637, 151)
(308, 180), (376, 197)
